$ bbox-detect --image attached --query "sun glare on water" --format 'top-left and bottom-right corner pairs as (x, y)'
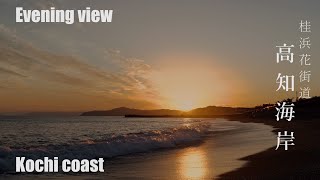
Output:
(177, 147), (209, 179)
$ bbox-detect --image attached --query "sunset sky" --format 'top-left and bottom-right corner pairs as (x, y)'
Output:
(0, 0), (319, 113)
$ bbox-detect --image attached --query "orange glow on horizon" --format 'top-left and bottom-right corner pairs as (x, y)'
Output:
(151, 54), (243, 110)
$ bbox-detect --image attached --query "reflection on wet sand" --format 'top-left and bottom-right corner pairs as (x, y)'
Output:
(177, 147), (209, 179)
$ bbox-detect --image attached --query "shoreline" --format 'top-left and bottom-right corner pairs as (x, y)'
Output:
(2, 116), (316, 179)
(1, 118), (276, 179)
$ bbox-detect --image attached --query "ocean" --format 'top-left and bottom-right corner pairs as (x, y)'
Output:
(0, 116), (275, 179)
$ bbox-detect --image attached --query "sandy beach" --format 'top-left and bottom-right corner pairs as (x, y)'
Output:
(220, 118), (320, 180)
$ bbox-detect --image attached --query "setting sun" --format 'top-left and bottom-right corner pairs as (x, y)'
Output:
(150, 54), (239, 110)
(176, 101), (195, 111)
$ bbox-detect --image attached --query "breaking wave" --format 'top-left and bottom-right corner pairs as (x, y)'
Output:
(0, 123), (211, 173)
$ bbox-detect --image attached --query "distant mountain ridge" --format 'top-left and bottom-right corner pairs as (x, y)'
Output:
(188, 106), (251, 115)
(81, 107), (183, 116)
(81, 106), (252, 116)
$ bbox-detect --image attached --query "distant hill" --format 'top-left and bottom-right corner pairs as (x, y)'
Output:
(81, 107), (183, 116)
(81, 106), (253, 117)
(248, 96), (320, 119)
(187, 106), (252, 116)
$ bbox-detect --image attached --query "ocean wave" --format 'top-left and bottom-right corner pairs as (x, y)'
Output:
(0, 122), (211, 173)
